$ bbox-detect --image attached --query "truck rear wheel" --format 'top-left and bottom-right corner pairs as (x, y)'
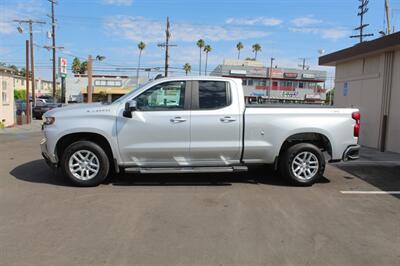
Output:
(280, 143), (325, 186)
(61, 141), (110, 187)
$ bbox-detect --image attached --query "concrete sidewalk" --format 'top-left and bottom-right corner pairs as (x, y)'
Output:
(336, 146), (400, 194)
(0, 120), (42, 134)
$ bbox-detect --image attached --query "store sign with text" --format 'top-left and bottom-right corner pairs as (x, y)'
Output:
(284, 73), (298, 78)
(58, 57), (68, 78)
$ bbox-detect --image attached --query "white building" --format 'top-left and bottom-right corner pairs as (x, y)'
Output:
(211, 59), (328, 103)
(66, 75), (148, 103)
(320, 32), (400, 153)
(0, 66), (15, 127)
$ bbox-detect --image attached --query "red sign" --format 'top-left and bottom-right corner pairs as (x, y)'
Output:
(270, 69), (283, 78)
(284, 73), (298, 78)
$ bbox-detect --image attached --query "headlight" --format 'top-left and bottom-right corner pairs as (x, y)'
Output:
(44, 117), (55, 125)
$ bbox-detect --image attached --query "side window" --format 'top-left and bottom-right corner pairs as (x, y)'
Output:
(135, 81), (186, 111)
(198, 81), (229, 110)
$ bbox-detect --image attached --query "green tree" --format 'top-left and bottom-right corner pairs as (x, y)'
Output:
(326, 89), (335, 105)
(137, 41), (146, 81)
(196, 39), (205, 75)
(71, 57), (81, 74)
(183, 63), (191, 76)
(236, 42), (244, 60)
(252, 43), (262, 60)
(8, 65), (18, 73)
(79, 61), (88, 74)
(19, 68), (31, 77)
(14, 89), (25, 100)
(203, 45), (212, 75)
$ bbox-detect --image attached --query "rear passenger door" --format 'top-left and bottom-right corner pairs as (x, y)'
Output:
(189, 80), (241, 166)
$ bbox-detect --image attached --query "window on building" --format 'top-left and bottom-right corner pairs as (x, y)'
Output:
(247, 79), (254, 86)
(299, 82), (304, 88)
(2, 80), (8, 104)
(94, 79), (123, 87)
(198, 81), (229, 110)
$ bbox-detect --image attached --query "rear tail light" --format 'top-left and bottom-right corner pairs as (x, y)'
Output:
(352, 112), (360, 137)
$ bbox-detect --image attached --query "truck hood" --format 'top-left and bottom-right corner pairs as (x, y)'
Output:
(44, 102), (114, 117)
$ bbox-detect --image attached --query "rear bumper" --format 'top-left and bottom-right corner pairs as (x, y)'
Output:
(343, 145), (360, 161)
(40, 137), (58, 168)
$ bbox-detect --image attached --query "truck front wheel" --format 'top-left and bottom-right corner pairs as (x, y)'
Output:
(61, 141), (110, 187)
(280, 143), (325, 186)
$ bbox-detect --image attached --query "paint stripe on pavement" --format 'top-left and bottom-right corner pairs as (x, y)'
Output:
(341, 191), (400, 195)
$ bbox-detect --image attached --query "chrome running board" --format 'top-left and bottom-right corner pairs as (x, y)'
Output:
(124, 166), (248, 174)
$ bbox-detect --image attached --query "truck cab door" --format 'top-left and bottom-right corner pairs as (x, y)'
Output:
(116, 81), (191, 167)
(189, 80), (242, 166)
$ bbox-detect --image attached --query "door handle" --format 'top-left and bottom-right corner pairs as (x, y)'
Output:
(220, 116), (236, 123)
(170, 117), (187, 123)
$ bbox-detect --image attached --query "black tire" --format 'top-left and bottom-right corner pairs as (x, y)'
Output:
(279, 143), (325, 186)
(61, 141), (110, 187)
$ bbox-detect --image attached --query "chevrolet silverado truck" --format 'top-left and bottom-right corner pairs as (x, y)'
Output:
(41, 76), (360, 187)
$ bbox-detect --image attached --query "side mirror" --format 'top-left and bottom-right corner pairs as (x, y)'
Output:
(123, 100), (137, 118)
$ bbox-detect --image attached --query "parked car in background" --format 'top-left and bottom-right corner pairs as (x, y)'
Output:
(33, 103), (63, 120)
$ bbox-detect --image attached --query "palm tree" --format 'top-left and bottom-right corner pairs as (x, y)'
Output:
(183, 63), (192, 76)
(236, 42), (244, 60)
(203, 45), (212, 75)
(137, 41), (146, 83)
(196, 39), (205, 75)
(252, 43), (262, 60)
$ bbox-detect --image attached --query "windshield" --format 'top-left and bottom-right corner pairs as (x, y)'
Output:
(112, 81), (151, 104)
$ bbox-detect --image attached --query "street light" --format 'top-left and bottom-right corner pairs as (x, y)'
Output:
(17, 25), (23, 34)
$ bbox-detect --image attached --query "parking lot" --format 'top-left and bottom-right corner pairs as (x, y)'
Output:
(1, 130), (399, 266)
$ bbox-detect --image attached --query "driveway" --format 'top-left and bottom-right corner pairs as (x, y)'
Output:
(0, 132), (399, 266)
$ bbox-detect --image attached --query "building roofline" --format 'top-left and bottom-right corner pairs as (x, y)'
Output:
(319, 32), (400, 66)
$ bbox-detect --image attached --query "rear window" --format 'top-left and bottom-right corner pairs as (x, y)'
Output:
(198, 81), (229, 109)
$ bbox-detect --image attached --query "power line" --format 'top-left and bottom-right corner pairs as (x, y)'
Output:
(48, 0), (57, 99)
(13, 19), (46, 104)
(350, 0), (374, 43)
(157, 17), (177, 77)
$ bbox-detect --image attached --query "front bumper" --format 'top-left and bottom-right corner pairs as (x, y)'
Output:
(343, 145), (360, 161)
(40, 137), (58, 168)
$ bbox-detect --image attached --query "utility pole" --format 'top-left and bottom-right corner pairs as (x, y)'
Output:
(49, 0), (57, 100)
(298, 58), (310, 70)
(157, 17), (177, 77)
(350, 0), (374, 43)
(87, 55), (93, 103)
(268, 57), (275, 100)
(25, 40), (31, 124)
(13, 19), (45, 105)
(385, 0), (391, 35)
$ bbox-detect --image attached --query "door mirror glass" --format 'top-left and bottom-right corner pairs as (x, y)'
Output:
(125, 100), (137, 112)
(123, 100), (137, 118)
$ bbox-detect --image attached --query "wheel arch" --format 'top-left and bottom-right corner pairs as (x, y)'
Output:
(55, 132), (118, 173)
(278, 132), (333, 160)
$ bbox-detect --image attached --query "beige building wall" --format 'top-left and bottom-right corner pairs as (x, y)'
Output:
(334, 48), (400, 153)
(0, 73), (15, 127)
(386, 49), (400, 152)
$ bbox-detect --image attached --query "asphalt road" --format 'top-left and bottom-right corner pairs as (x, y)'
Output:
(0, 132), (399, 266)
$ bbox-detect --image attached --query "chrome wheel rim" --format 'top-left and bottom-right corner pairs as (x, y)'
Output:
(68, 150), (100, 180)
(291, 151), (319, 180)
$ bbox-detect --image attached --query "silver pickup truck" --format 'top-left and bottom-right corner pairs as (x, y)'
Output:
(41, 76), (360, 187)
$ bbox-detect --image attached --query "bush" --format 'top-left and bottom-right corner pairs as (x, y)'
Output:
(14, 89), (25, 100)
